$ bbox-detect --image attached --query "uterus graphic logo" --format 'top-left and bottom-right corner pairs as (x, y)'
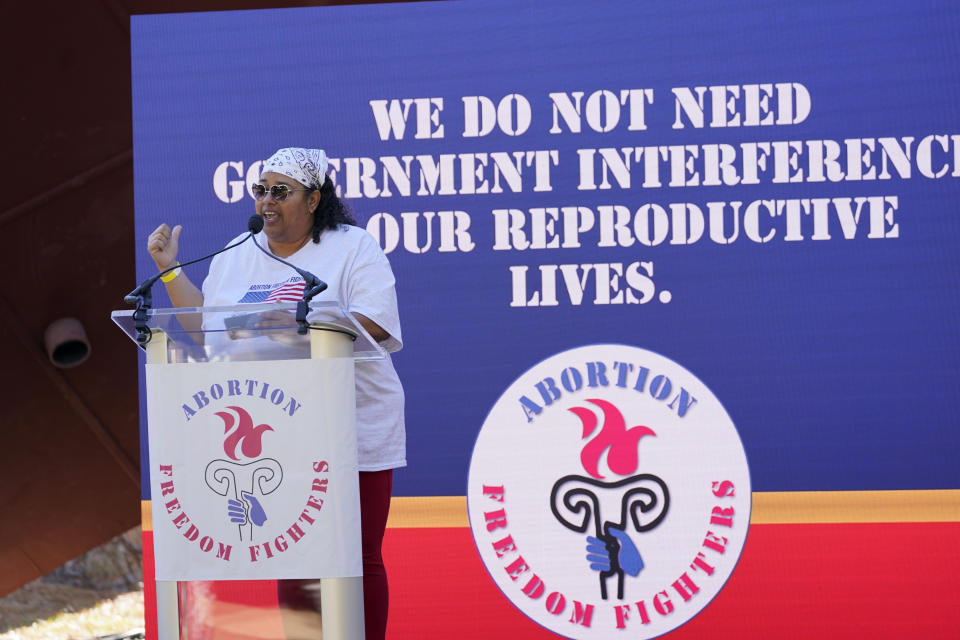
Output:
(551, 399), (670, 600)
(204, 406), (283, 541)
(469, 345), (751, 639)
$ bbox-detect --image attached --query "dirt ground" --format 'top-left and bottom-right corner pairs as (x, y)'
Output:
(0, 528), (144, 637)
(0, 581), (138, 634)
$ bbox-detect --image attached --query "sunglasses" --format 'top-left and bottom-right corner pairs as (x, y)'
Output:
(251, 183), (312, 201)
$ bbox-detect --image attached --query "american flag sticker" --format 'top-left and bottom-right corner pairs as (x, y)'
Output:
(237, 279), (306, 303)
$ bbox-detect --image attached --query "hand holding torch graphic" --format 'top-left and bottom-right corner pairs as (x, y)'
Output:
(204, 406), (283, 541)
(550, 399), (670, 600)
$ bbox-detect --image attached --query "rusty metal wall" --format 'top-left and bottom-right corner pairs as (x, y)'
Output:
(0, 0), (428, 598)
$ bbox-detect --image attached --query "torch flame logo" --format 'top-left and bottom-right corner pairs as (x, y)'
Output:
(552, 398), (669, 600)
(217, 406), (274, 461)
(572, 399), (656, 479)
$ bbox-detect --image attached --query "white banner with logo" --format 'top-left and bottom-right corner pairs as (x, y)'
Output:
(468, 344), (751, 639)
(146, 358), (361, 581)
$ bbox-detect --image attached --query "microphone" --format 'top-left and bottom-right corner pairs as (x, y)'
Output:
(249, 232), (328, 299)
(248, 223), (328, 334)
(124, 215), (266, 343)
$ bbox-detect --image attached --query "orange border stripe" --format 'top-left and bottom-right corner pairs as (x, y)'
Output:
(750, 489), (960, 524)
(388, 496), (466, 528)
(142, 490), (960, 531)
(385, 490), (960, 528)
(142, 500), (153, 531)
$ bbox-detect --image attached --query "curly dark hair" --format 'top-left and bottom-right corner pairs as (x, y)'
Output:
(310, 175), (357, 242)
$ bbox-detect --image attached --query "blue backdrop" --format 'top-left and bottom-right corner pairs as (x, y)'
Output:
(132, 0), (960, 498)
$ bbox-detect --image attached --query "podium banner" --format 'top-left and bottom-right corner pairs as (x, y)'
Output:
(145, 357), (360, 581)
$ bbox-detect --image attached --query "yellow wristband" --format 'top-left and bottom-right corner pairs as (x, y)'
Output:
(160, 263), (182, 283)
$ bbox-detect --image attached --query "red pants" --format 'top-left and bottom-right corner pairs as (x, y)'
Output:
(277, 469), (393, 640)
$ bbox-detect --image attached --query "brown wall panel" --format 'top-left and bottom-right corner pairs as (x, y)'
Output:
(0, 0), (434, 599)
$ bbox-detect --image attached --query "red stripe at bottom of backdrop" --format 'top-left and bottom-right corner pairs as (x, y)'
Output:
(142, 522), (960, 639)
(387, 522), (959, 639)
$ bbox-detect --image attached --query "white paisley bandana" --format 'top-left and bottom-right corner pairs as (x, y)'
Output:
(261, 147), (328, 189)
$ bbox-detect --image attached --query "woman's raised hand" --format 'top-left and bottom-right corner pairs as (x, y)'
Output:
(147, 223), (182, 271)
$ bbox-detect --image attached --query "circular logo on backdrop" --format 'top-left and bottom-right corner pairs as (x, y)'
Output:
(467, 344), (751, 639)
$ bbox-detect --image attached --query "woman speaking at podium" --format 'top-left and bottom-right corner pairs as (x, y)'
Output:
(146, 147), (405, 640)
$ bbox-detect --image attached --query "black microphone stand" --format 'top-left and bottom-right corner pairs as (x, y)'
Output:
(249, 234), (328, 334)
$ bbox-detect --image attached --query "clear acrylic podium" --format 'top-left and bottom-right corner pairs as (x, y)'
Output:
(113, 301), (384, 640)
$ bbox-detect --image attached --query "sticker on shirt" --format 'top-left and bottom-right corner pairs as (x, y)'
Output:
(238, 276), (305, 303)
(467, 344), (751, 639)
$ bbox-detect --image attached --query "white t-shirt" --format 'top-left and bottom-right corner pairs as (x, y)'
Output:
(202, 225), (406, 471)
